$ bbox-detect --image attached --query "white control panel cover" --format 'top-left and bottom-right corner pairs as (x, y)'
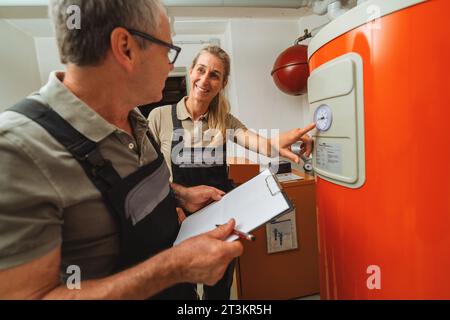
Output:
(308, 53), (366, 189)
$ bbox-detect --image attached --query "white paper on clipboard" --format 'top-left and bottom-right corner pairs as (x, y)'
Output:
(174, 169), (292, 245)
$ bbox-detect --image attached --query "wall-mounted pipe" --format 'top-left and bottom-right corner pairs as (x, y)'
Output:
(0, 0), (314, 7)
(326, 1), (349, 19)
(163, 0), (314, 8)
(312, 0), (337, 14)
(312, 0), (351, 20)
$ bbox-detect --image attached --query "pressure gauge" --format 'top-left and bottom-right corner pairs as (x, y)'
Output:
(314, 104), (333, 132)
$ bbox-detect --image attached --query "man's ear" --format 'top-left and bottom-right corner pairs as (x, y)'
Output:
(110, 27), (137, 72)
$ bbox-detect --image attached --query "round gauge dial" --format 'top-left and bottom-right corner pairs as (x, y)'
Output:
(314, 104), (333, 132)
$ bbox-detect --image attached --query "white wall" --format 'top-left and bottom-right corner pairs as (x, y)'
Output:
(228, 18), (307, 131)
(224, 18), (310, 163)
(34, 37), (64, 85)
(0, 19), (41, 110)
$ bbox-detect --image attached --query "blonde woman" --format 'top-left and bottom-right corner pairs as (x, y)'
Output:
(148, 45), (315, 299)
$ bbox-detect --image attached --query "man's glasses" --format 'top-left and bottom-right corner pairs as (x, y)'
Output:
(127, 28), (181, 65)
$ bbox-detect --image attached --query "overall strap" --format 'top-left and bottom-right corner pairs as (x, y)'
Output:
(171, 103), (184, 150)
(146, 131), (163, 156)
(171, 104), (183, 131)
(8, 99), (122, 193)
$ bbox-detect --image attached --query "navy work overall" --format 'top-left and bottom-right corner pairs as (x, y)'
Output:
(170, 104), (235, 300)
(9, 99), (197, 300)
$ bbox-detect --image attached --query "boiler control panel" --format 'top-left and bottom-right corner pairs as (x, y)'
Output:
(308, 53), (366, 189)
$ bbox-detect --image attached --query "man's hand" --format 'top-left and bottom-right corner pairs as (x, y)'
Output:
(271, 123), (316, 164)
(175, 219), (244, 286)
(176, 208), (187, 225)
(171, 184), (225, 213)
(0, 220), (242, 299)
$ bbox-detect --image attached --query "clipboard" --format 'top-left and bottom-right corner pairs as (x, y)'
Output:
(174, 169), (294, 245)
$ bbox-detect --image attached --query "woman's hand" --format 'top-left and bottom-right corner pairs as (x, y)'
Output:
(234, 123), (316, 164)
(273, 123), (316, 164)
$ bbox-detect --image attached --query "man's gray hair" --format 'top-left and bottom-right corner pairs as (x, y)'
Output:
(49, 0), (166, 66)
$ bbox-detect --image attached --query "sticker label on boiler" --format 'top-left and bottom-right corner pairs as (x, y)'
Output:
(316, 142), (342, 175)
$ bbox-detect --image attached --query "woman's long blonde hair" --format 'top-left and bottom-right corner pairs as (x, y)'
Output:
(191, 45), (231, 138)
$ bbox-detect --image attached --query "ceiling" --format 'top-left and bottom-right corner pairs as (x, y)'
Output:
(1, 5), (313, 38)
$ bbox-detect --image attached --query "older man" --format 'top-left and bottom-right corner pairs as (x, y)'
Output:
(0, 0), (242, 299)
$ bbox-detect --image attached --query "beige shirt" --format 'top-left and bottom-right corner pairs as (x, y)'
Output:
(148, 98), (247, 179)
(0, 72), (158, 281)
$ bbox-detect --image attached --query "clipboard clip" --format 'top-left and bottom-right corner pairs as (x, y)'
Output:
(265, 174), (282, 196)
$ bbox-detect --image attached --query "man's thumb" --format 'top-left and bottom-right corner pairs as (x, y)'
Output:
(176, 207), (187, 224)
(209, 219), (236, 240)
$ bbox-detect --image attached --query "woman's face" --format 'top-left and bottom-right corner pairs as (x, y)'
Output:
(189, 52), (226, 105)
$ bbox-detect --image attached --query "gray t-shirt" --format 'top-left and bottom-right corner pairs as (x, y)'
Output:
(0, 72), (159, 282)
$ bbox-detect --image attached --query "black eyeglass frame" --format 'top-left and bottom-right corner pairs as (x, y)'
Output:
(126, 28), (181, 65)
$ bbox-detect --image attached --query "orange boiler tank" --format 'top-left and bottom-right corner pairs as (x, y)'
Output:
(308, 0), (450, 299)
